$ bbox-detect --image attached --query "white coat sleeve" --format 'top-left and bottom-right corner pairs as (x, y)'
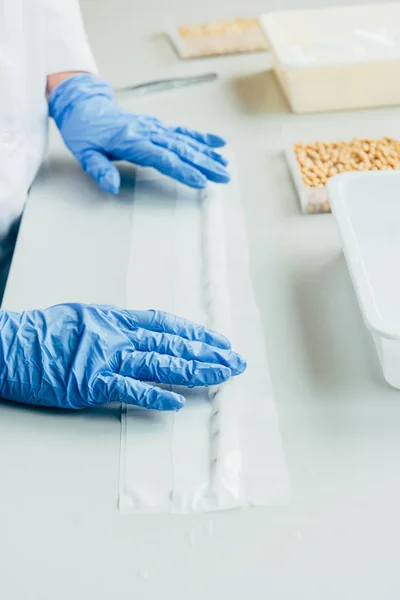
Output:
(42, 0), (98, 75)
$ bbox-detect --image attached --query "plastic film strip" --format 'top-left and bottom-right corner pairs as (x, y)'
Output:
(119, 158), (290, 513)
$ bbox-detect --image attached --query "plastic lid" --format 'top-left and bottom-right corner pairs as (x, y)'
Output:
(328, 171), (400, 340)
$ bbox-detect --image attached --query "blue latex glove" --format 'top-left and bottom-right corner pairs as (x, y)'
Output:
(0, 304), (246, 410)
(48, 74), (230, 194)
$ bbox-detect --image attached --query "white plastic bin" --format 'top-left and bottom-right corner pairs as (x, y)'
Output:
(328, 170), (400, 389)
(261, 4), (400, 113)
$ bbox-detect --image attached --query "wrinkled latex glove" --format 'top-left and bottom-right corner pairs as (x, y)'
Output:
(48, 73), (230, 194)
(0, 304), (246, 410)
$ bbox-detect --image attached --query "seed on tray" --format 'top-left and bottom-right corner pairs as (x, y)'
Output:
(294, 137), (400, 187)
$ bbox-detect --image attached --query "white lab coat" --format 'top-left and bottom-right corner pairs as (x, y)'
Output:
(0, 0), (96, 291)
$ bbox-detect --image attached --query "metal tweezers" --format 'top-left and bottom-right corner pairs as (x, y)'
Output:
(115, 72), (218, 95)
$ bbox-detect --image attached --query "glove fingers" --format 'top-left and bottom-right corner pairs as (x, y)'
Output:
(151, 134), (230, 184)
(135, 114), (163, 127)
(119, 141), (208, 188)
(127, 309), (232, 350)
(180, 137), (228, 167)
(129, 329), (246, 376)
(170, 126), (226, 148)
(119, 351), (232, 387)
(155, 128), (228, 167)
(93, 372), (184, 411)
(79, 150), (121, 194)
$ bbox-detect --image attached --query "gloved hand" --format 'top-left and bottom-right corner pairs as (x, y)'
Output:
(0, 304), (246, 410)
(48, 74), (230, 194)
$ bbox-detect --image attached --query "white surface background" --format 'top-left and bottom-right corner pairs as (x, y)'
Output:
(2, 0), (400, 598)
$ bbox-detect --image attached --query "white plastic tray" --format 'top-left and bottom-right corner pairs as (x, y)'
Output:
(283, 117), (400, 214)
(261, 4), (400, 113)
(167, 17), (268, 59)
(284, 139), (328, 215)
(328, 170), (400, 389)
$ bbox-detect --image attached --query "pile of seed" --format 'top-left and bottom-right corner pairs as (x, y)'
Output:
(178, 18), (263, 38)
(177, 18), (268, 58)
(294, 137), (400, 188)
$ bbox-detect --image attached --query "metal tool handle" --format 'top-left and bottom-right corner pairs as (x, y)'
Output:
(115, 72), (218, 94)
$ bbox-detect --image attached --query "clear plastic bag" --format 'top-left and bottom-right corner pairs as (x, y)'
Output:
(119, 158), (290, 513)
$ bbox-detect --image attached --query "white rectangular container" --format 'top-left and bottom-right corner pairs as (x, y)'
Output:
(261, 4), (400, 113)
(328, 170), (400, 389)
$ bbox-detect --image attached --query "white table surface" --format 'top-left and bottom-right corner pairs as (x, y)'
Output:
(2, 0), (400, 598)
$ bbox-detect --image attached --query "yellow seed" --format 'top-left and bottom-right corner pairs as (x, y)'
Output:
(294, 137), (400, 189)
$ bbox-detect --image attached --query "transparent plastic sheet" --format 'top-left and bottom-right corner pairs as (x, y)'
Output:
(119, 158), (290, 513)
